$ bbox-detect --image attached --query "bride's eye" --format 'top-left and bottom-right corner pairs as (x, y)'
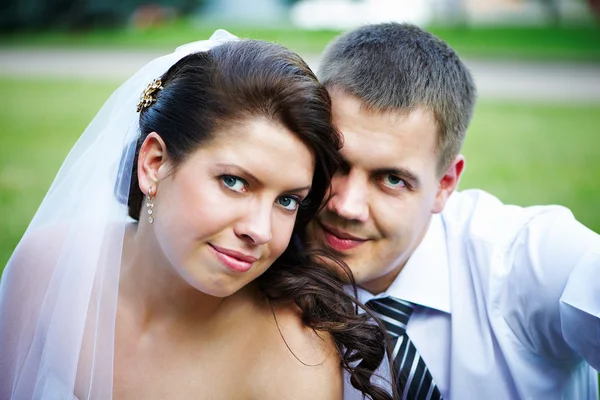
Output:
(276, 195), (300, 212)
(221, 175), (248, 193)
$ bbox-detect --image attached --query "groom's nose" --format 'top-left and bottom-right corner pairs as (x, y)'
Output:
(326, 170), (369, 223)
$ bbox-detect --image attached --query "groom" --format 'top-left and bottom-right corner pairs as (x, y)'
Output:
(305, 22), (600, 399)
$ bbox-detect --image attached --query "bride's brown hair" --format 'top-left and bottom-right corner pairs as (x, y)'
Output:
(127, 40), (395, 400)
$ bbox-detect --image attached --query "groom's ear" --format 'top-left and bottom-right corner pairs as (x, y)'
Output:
(432, 155), (465, 214)
(137, 132), (169, 195)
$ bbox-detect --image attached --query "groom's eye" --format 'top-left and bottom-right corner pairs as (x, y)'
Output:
(383, 174), (406, 189)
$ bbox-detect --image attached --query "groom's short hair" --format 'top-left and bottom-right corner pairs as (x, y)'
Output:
(319, 23), (476, 174)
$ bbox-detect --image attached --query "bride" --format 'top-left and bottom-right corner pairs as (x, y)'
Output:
(0, 31), (392, 399)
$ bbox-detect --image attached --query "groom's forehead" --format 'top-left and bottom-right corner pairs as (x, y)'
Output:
(338, 113), (437, 155)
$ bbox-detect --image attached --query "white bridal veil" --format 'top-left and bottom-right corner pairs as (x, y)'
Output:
(0, 30), (238, 399)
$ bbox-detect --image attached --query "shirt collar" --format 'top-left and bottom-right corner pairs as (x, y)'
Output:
(355, 213), (452, 314)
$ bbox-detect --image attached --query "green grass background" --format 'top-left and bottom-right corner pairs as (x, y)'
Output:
(1, 77), (599, 270)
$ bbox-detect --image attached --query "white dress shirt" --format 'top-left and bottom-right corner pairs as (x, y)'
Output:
(344, 189), (600, 400)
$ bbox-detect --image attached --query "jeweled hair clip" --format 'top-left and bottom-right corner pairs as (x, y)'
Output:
(136, 78), (163, 112)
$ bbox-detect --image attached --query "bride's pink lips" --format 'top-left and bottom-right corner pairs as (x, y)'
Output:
(319, 223), (368, 252)
(209, 244), (258, 273)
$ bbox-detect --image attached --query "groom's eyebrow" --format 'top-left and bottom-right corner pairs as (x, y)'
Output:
(337, 155), (421, 188)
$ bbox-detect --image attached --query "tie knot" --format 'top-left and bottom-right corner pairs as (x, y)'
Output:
(366, 298), (442, 399)
(366, 297), (415, 337)
(367, 296), (415, 316)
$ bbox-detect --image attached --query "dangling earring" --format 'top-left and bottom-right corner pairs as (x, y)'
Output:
(146, 187), (155, 224)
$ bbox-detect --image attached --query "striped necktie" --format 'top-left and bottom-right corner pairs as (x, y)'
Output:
(367, 297), (441, 400)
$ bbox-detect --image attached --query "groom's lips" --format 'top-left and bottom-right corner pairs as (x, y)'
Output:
(319, 222), (368, 252)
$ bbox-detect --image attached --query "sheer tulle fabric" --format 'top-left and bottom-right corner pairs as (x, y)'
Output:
(0, 30), (238, 399)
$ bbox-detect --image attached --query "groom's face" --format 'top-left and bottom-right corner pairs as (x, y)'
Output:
(305, 90), (445, 294)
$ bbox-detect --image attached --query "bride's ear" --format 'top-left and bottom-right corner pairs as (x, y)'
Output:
(137, 132), (169, 195)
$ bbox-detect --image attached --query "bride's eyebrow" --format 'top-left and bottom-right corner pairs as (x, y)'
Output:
(216, 163), (311, 194)
(284, 185), (311, 198)
(216, 163), (262, 185)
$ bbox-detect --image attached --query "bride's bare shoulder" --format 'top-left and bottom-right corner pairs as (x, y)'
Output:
(251, 301), (343, 399)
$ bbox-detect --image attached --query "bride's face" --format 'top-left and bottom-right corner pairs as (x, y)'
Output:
(144, 118), (314, 297)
